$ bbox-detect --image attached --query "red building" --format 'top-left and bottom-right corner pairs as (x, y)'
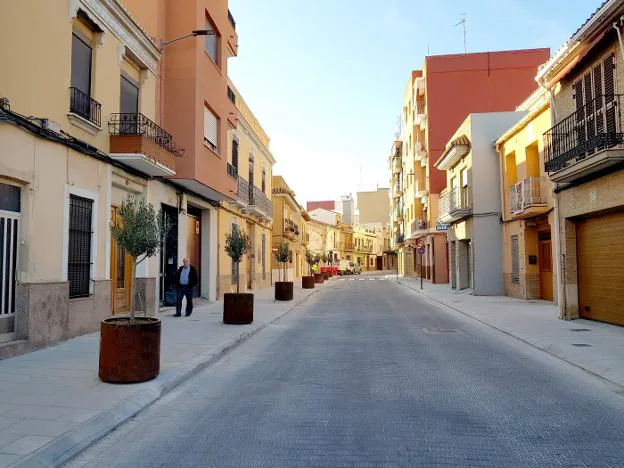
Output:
(307, 200), (336, 212)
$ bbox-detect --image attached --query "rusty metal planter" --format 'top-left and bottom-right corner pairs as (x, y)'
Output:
(275, 281), (293, 301)
(99, 317), (161, 383)
(223, 293), (254, 324)
(302, 276), (315, 289)
(314, 273), (324, 284)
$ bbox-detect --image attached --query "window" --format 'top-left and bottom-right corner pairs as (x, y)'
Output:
(68, 195), (93, 298)
(262, 169), (266, 193)
(232, 138), (239, 170)
(204, 16), (219, 65)
(203, 106), (218, 153)
(461, 167), (469, 187)
(511, 235), (520, 284)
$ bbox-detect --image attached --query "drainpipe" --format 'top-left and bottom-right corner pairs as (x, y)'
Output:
(537, 78), (565, 318)
(613, 16), (624, 64)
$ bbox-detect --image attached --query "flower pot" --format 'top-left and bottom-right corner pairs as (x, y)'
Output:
(322, 271), (330, 280)
(99, 317), (161, 383)
(223, 293), (254, 324)
(314, 273), (324, 284)
(302, 275), (315, 289)
(275, 281), (293, 301)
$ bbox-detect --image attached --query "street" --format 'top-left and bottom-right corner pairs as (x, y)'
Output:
(66, 274), (624, 467)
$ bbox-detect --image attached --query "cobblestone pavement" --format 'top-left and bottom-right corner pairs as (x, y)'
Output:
(65, 273), (624, 467)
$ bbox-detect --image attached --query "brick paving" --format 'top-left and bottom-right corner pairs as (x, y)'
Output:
(65, 275), (624, 467)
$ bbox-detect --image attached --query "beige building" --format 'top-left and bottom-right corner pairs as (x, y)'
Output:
(271, 176), (308, 281)
(0, 0), (221, 350)
(536, 1), (624, 325)
(218, 82), (275, 297)
(357, 188), (390, 228)
(496, 89), (556, 302)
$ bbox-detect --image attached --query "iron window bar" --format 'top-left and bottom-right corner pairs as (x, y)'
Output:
(69, 87), (102, 127)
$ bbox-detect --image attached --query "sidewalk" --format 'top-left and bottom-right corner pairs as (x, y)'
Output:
(397, 277), (624, 389)
(0, 281), (326, 468)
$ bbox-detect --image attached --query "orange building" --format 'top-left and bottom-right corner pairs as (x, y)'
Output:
(400, 48), (550, 284)
(122, 0), (238, 300)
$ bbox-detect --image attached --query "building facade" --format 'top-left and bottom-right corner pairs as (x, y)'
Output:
(436, 112), (525, 295)
(496, 90), (557, 302)
(537, 0), (624, 325)
(271, 176), (307, 282)
(218, 82), (274, 297)
(392, 48), (551, 283)
(0, 0), (206, 350)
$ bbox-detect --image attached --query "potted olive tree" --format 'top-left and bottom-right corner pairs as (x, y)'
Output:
(223, 227), (253, 324)
(99, 195), (166, 383)
(321, 253), (330, 279)
(313, 255), (324, 284)
(302, 250), (315, 289)
(274, 242), (293, 301)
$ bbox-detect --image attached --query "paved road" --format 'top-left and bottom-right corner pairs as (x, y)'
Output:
(66, 274), (624, 467)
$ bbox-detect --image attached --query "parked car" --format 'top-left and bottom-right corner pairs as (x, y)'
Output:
(338, 260), (355, 275)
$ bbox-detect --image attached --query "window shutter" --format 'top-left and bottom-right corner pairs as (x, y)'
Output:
(232, 139), (239, 168)
(203, 106), (218, 150)
(604, 54), (616, 134)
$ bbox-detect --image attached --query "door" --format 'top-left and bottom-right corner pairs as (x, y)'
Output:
(110, 207), (133, 314)
(160, 204), (178, 306)
(186, 210), (201, 297)
(248, 156), (255, 204)
(577, 210), (624, 325)
(539, 232), (554, 301)
(247, 221), (255, 290)
(376, 256), (383, 270)
(0, 209), (19, 339)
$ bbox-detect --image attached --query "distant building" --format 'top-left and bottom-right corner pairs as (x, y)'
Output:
(357, 188), (390, 226)
(307, 200), (335, 212)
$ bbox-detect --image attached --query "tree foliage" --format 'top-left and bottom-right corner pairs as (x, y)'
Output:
(110, 195), (166, 319)
(275, 242), (290, 281)
(224, 227), (251, 293)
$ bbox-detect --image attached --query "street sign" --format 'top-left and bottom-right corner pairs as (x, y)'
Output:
(436, 223), (450, 231)
(416, 239), (425, 248)
(417, 247), (425, 254)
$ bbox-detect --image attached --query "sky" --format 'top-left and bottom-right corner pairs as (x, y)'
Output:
(228, 0), (604, 207)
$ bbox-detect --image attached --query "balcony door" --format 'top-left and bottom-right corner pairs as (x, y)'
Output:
(248, 155), (255, 204)
(120, 74), (139, 134)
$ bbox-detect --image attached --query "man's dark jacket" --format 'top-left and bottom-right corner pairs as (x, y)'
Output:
(176, 265), (198, 288)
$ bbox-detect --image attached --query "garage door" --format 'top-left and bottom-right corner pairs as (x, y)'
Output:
(577, 210), (624, 325)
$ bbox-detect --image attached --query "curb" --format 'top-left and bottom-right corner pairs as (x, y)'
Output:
(11, 288), (322, 468)
(396, 280), (624, 390)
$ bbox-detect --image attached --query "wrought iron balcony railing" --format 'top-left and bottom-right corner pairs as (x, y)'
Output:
(108, 113), (183, 156)
(439, 187), (471, 220)
(227, 162), (238, 178)
(411, 218), (427, 234)
(69, 87), (101, 127)
(237, 177), (249, 202)
(248, 186), (272, 218)
(544, 94), (624, 173)
(509, 177), (548, 213)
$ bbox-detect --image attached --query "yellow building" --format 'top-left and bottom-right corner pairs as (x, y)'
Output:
(0, 0), (225, 350)
(496, 89), (556, 302)
(353, 227), (376, 270)
(219, 82), (275, 297)
(271, 176), (307, 281)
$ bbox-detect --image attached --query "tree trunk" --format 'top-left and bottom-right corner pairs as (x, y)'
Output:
(130, 259), (137, 321)
(236, 261), (240, 294)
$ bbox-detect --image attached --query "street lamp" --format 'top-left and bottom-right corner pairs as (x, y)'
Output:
(160, 29), (215, 50)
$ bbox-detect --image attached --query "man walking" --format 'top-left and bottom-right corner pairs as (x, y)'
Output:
(175, 258), (198, 317)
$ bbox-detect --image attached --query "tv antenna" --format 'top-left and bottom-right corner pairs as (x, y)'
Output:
(455, 13), (467, 54)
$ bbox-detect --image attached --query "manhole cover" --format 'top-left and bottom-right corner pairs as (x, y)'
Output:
(570, 328), (591, 332)
(424, 328), (457, 334)
(571, 343), (592, 347)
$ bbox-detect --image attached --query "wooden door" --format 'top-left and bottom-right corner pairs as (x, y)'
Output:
(577, 211), (624, 325)
(186, 214), (201, 297)
(111, 207), (133, 314)
(538, 232), (554, 301)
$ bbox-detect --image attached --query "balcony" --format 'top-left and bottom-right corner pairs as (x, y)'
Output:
(509, 177), (549, 218)
(392, 185), (402, 198)
(395, 234), (405, 245)
(392, 157), (402, 174)
(235, 177), (249, 207)
(108, 113), (183, 177)
(394, 206), (403, 220)
(301, 232), (310, 246)
(228, 9), (236, 29)
(409, 218), (427, 238)
(438, 187), (472, 224)
(544, 94), (624, 182)
(248, 186), (273, 221)
(69, 87), (101, 129)
(284, 219), (299, 240)
(227, 162), (238, 179)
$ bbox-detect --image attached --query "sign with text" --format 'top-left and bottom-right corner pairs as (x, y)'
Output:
(436, 223), (450, 231)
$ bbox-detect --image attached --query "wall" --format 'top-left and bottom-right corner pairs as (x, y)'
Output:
(357, 189), (390, 225)
(424, 48), (550, 194)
